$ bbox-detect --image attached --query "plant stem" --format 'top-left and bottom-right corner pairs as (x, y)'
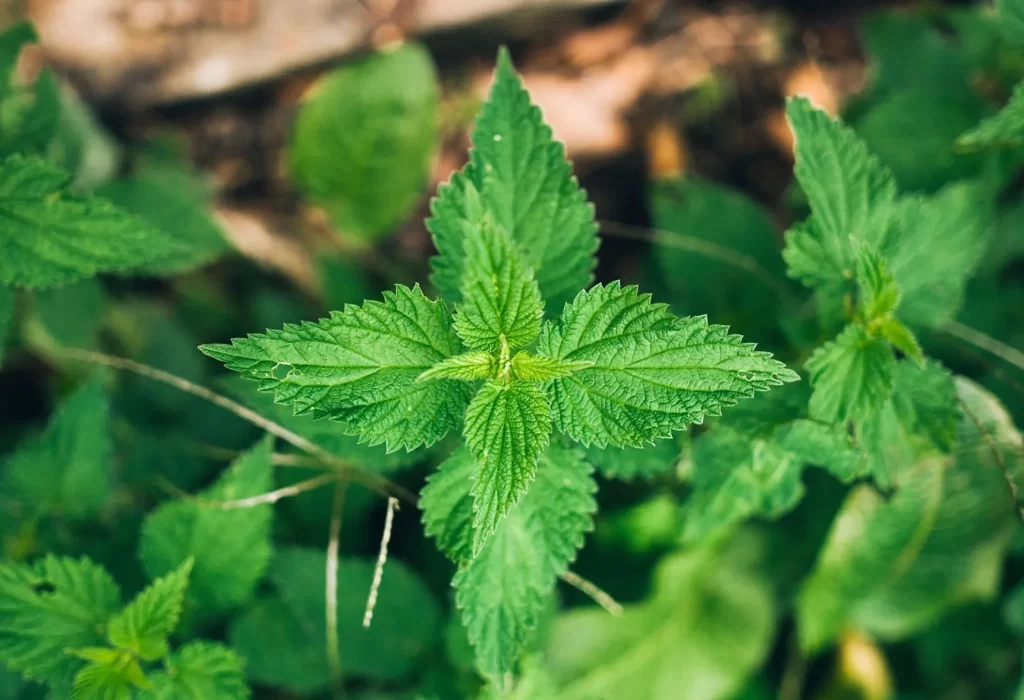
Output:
(942, 321), (1024, 374)
(215, 473), (339, 510)
(326, 481), (348, 697)
(559, 570), (623, 617)
(363, 498), (399, 628)
(55, 347), (417, 505)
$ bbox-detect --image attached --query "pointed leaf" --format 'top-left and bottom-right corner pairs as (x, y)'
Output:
(0, 556), (122, 688)
(139, 436), (273, 616)
(510, 352), (593, 382)
(958, 80), (1024, 149)
(0, 155), (185, 289)
(201, 284), (472, 452)
(141, 642), (250, 700)
(464, 380), (552, 555)
(428, 48), (598, 312)
(107, 560), (192, 661)
(453, 212), (543, 353)
(783, 97), (897, 290)
(805, 323), (895, 424)
(0, 22), (60, 160)
(418, 351), (497, 382)
(537, 283), (797, 447)
(451, 445), (596, 676)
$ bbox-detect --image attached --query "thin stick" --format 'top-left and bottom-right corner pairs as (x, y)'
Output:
(55, 348), (417, 505)
(597, 219), (795, 303)
(326, 481), (348, 695)
(363, 498), (399, 628)
(943, 321), (1024, 374)
(189, 441), (338, 470)
(215, 473), (338, 510)
(560, 570), (623, 617)
(960, 396), (1024, 524)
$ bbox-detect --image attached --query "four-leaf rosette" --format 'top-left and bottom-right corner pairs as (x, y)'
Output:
(201, 47), (796, 676)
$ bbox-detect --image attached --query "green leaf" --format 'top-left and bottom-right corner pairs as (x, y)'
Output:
(510, 352), (593, 382)
(774, 420), (866, 483)
(428, 48), (598, 313)
(582, 438), (680, 480)
(139, 436), (273, 616)
(887, 182), (993, 328)
(290, 43), (438, 241)
(228, 548), (439, 692)
(96, 139), (229, 275)
(537, 282), (797, 447)
(797, 378), (1021, 651)
(0, 22), (60, 160)
(0, 555), (122, 687)
(876, 317), (923, 365)
(958, 80), (1024, 149)
(32, 277), (108, 349)
(854, 244), (900, 322)
(805, 324), (894, 424)
(201, 284), (472, 452)
(70, 659), (136, 700)
(107, 560), (192, 661)
(649, 176), (786, 325)
(453, 211), (543, 354)
(783, 96), (897, 289)
(451, 444), (596, 676)
(142, 642), (249, 700)
(3, 374), (112, 519)
(682, 428), (805, 543)
(547, 545), (775, 700)
(0, 284), (13, 366)
(857, 359), (960, 487)
(463, 380), (552, 555)
(0, 155), (189, 289)
(418, 351), (497, 382)
(854, 90), (987, 192)
(421, 448), (477, 562)
(220, 376), (419, 472)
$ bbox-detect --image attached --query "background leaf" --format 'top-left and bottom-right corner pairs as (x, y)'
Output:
(289, 44), (438, 241)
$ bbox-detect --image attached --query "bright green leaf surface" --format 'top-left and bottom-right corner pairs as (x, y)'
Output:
(464, 380), (552, 555)
(142, 642), (250, 700)
(428, 48), (597, 313)
(887, 183), (992, 328)
(139, 436), (273, 616)
(538, 283), (797, 447)
(3, 374), (112, 519)
(509, 352), (592, 382)
(107, 560), (192, 661)
(201, 284), (472, 452)
(0, 155), (185, 289)
(958, 80), (1024, 149)
(229, 549), (439, 692)
(0, 556), (122, 688)
(422, 445), (595, 676)
(418, 351), (497, 382)
(683, 428), (805, 543)
(783, 96), (897, 289)
(805, 324), (894, 424)
(454, 211), (543, 354)
(548, 545), (775, 700)
(290, 43), (438, 241)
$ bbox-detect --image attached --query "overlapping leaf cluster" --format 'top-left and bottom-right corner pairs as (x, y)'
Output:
(202, 48), (795, 680)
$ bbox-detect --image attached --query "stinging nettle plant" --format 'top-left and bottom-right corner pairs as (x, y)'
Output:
(201, 48), (797, 676)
